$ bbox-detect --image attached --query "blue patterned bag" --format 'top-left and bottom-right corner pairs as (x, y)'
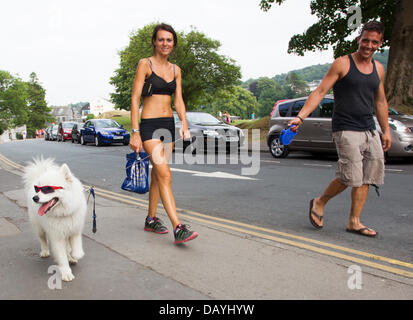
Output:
(121, 152), (150, 194)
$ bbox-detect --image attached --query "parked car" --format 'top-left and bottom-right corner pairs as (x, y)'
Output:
(173, 111), (245, 152)
(266, 94), (413, 158)
(44, 125), (53, 141)
(71, 122), (84, 143)
(50, 125), (58, 141)
(80, 119), (130, 146)
(57, 121), (76, 142)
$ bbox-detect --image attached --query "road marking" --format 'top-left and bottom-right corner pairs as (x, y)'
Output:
(1, 153), (412, 278)
(385, 168), (403, 173)
(168, 167), (258, 180)
(0, 154), (24, 171)
(92, 186), (413, 277)
(261, 160), (281, 164)
(304, 163), (333, 168)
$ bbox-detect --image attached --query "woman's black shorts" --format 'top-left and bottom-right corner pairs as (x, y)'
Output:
(140, 117), (176, 143)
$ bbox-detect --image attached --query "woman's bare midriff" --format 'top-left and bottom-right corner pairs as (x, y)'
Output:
(141, 95), (173, 119)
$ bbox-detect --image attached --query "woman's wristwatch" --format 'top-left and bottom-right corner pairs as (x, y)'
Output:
(131, 129), (140, 134)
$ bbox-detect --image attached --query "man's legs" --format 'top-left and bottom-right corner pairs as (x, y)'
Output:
(311, 180), (377, 235)
(311, 177), (347, 227)
(347, 184), (377, 236)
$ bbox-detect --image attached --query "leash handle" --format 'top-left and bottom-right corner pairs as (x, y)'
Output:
(89, 186), (97, 233)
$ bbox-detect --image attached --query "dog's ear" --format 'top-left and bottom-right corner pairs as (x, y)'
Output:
(61, 164), (73, 183)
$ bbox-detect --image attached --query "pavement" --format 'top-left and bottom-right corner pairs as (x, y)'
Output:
(0, 155), (413, 301)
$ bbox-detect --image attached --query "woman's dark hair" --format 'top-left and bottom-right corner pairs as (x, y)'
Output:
(152, 23), (178, 51)
(360, 21), (384, 39)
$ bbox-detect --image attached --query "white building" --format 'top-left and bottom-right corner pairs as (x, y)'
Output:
(0, 125), (27, 143)
(89, 97), (115, 117)
(51, 106), (74, 123)
(307, 80), (321, 91)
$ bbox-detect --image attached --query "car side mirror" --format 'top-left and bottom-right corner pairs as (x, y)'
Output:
(120, 124), (124, 128)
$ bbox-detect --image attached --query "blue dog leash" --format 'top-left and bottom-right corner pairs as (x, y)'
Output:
(87, 186), (97, 233)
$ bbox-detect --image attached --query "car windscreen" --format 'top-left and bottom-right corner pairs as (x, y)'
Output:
(186, 113), (221, 125)
(94, 120), (121, 128)
(62, 122), (75, 128)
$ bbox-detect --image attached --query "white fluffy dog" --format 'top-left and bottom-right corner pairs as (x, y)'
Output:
(23, 158), (87, 282)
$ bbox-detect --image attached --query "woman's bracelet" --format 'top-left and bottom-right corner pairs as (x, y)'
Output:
(296, 115), (304, 123)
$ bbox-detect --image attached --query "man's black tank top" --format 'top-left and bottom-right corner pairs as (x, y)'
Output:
(141, 59), (176, 97)
(332, 54), (380, 132)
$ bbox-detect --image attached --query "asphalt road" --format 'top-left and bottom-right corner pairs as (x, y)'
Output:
(1, 139), (412, 264)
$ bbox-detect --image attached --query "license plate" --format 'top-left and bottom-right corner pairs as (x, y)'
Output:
(113, 136), (123, 140)
(226, 136), (238, 142)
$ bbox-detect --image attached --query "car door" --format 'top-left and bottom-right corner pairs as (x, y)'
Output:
(287, 99), (312, 147)
(307, 98), (334, 150)
(83, 121), (94, 142)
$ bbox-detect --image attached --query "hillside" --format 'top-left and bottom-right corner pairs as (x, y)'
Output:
(243, 49), (389, 86)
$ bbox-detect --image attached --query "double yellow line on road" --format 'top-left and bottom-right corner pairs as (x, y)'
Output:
(92, 185), (413, 279)
(1, 153), (413, 279)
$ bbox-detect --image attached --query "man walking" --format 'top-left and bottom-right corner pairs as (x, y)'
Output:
(289, 21), (391, 237)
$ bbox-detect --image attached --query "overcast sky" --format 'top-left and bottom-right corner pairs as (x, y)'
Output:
(1, 0), (335, 106)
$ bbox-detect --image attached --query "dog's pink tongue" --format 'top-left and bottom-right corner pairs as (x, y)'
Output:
(38, 199), (56, 216)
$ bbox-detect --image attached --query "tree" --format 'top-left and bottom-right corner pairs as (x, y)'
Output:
(259, 0), (413, 109)
(285, 72), (310, 97)
(0, 70), (28, 135)
(26, 72), (53, 137)
(110, 23), (241, 110)
(255, 78), (285, 117)
(204, 86), (259, 119)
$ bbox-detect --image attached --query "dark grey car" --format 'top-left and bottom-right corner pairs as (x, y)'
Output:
(173, 112), (245, 152)
(71, 122), (84, 143)
(266, 95), (413, 158)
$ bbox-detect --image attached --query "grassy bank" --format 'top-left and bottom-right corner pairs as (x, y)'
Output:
(233, 116), (270, 143)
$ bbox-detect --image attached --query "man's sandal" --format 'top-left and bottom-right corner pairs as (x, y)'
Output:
(309, 198), (323, 229)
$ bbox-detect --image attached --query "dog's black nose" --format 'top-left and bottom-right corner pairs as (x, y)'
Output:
(32, 195), (39, 203)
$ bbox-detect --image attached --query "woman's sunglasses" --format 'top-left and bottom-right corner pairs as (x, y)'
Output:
(34, 185), (63, 194)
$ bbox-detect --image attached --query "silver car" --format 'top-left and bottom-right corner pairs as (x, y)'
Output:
(173, 112), (245, 152)
(266, 95), (413, 158)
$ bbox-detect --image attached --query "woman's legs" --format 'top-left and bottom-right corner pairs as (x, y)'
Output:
(144, 139), (180, 229)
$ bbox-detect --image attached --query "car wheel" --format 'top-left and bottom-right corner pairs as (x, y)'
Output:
(80, 135), (86, 145)
(269, 135), (289, 158)
(95, 135), (101, 147)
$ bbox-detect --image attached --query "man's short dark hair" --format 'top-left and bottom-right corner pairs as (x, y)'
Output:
(360, 21), (384, 39)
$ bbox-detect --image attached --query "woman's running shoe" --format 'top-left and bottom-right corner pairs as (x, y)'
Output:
(144, 216), (169, 234)
(174, 224), (198, 244)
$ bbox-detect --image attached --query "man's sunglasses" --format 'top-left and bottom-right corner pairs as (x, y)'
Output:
(34, 185), (63, 194)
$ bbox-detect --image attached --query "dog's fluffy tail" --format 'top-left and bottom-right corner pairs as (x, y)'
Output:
(23, 157), (58, 188)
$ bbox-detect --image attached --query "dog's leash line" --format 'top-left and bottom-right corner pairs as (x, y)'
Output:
(87, 186), (97, 234)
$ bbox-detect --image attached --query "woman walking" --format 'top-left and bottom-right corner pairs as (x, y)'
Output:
(129, 23), (198, 244)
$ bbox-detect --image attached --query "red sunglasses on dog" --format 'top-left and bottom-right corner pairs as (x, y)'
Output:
(34, 185), (63, 194)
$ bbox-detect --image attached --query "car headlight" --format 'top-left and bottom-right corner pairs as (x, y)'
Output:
(389, 120), (411, 133)
(203, 130), (219, 137)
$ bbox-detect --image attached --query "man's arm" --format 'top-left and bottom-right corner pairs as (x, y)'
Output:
(289, 56), (346, 130)
(374, 61), (391, 152)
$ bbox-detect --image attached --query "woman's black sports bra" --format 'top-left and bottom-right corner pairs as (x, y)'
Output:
(141, 59), (176, 97)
